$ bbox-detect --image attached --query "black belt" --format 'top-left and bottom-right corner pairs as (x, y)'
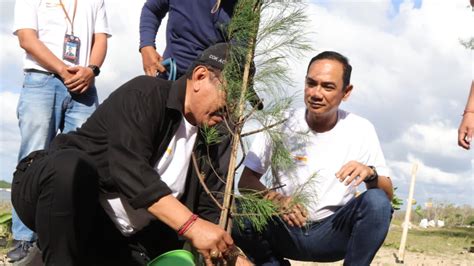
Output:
(16, 150), (48, 172)
(24, 68), (61, 80)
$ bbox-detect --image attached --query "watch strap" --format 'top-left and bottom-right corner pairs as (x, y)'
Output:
(365, 166), (378, 183)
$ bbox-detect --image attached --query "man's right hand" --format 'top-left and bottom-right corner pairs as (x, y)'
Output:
(183, 218), (234, 266)
(140, 46), (166, 76)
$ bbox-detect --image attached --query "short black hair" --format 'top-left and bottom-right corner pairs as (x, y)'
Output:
(307, 51), (352, 89)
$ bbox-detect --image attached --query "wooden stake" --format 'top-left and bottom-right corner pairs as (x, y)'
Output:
(396, 163), (419, 263)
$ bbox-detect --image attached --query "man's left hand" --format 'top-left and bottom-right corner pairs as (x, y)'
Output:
(336, 161), (375, 187)
(265, 191), (308, 227)
(64, 66), (95, 94)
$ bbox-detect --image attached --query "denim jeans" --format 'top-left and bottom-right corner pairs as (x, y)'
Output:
(233, 189), (393, 266)
(12, 71), (98, 241)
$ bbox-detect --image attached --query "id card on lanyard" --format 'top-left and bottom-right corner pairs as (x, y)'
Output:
(60, 0), (80, 64)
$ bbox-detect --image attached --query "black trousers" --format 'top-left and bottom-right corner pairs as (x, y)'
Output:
(12, 149), (182, 266)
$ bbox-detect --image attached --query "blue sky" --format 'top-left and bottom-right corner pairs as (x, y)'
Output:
(0, 0), (473, 207)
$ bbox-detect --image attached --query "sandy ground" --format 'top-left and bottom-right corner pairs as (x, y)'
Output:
(1, 246), (473, 265)
(290, 247), (474, 266)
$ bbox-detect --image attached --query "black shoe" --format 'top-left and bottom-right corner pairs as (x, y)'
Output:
(6, 240), (35, 262)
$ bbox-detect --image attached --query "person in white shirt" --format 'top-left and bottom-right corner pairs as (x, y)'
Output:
(234, 51), (393, 265)
(9, 0), (110, 262)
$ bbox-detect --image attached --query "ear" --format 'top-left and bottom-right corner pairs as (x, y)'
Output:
(342, 84), (353, 101)
(191, 66), (209, 92)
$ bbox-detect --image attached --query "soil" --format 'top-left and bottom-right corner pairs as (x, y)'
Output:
(1, 246), (473, 265)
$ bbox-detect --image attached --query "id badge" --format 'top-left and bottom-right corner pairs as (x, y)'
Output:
(63, 34), (81, 64)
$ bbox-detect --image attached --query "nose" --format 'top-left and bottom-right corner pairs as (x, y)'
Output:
(306, 86), (323, 99)
(208, 116), (223, 127)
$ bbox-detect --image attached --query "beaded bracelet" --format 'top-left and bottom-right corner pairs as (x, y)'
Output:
(178, 214), (198, 236)
(463, 110), (474, 116)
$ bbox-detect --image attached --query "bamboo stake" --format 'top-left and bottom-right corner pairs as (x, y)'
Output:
(218, 1), (262, 232)
(396, 163), (419, 263)
(218, 42), (255, 232)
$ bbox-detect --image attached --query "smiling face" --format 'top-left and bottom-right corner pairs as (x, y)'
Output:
(185, 66), (227, 127)
(304, 59), (352, 126)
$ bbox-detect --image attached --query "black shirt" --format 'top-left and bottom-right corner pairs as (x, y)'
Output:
(50, 76), (226, 222)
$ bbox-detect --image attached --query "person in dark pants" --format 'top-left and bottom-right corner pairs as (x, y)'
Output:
(234, 51), (393, 265)
(12, 44), (249, 266)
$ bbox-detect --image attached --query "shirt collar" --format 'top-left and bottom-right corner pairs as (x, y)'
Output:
(166, 76), (187, 113)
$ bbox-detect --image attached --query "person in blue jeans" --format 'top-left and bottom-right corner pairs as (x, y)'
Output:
(10, 0), (110, 262)
(234, 51), (393, 265)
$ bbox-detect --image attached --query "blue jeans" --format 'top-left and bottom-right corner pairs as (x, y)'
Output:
(233, 189), (393, 266)
(12, 71), (98, 241)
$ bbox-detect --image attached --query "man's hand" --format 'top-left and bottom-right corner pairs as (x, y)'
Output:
(458, 112), (474, 149)
(336, 160), (375, 187)
(140, 46), (166, 76)
(183, 218), (233, 266)
(265, 191), (308, 227)
(63, 66), (95, 94)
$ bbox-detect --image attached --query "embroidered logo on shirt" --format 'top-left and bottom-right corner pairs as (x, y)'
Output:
(45, 0), (61, 8)
(294, 155), (307, 163)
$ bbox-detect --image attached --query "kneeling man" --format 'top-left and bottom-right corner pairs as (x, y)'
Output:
(12, 43), (239, 266)
(235, 51), (393, 266)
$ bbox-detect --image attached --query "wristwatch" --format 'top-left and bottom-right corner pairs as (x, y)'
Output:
(364, 166), (378, 183)
(88, 65), (100, 76)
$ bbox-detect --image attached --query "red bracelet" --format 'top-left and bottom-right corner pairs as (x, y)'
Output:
(178, 214), (198, 236)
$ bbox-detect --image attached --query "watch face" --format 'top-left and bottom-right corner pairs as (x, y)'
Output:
(89, 65), (100, 76)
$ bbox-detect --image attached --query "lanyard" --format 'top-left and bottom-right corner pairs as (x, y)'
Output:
(59, 0), (77, 35)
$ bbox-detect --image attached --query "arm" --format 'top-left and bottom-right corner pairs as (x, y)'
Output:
(147, 195), (233, 265)
(16, 29), (73, 81)
(458, 81), (474, 149)
(336, 161), (393, 200)
(65, 33), (108, 94)
(139, 0), (169, 76)
(105, 77), (232, 265)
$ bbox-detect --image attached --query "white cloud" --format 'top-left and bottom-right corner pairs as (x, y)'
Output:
(389, 154), (460, 185)
(397, 121), (462, 159)
(0, 91), (20, 181)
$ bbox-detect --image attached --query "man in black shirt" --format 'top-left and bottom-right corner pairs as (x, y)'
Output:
(11, 43), (241, 266)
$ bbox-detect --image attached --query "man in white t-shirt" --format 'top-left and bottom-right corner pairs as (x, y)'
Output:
(234, 51), (393, 265)
(9, 0), (110, 262)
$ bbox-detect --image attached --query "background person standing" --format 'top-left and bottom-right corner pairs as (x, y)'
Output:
(8, 0), (110, 262)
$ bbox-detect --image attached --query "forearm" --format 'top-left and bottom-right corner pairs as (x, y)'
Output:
(238, 167), (267, 192)
(17, 29), (68, 76)
(147, 194), (194, 231)
(366, 175), (393, 200)
(464, 82), (474, 111)
(89, 33), (107, 67)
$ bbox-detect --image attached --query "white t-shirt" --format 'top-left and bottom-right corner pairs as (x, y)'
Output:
(243, 108), (390, 222)
(100, 117), (198, 236)
(13, 0), (111, 70)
